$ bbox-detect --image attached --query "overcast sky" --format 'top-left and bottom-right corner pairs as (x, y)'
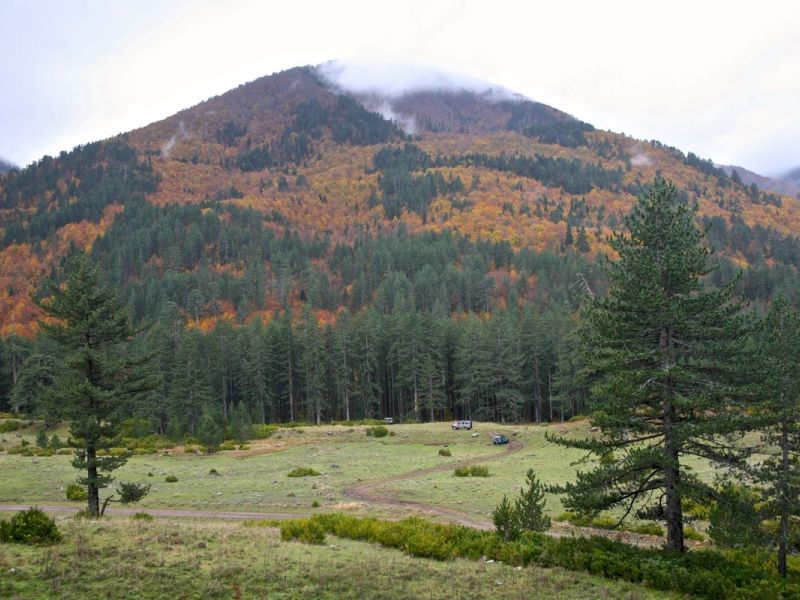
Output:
(1, 0), (798, 176)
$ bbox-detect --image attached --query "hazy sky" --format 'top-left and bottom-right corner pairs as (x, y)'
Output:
(1, 0), (798, 175)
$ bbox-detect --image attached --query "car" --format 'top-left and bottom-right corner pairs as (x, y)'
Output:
(383, 417), (394, 425)
(492, 434), (509, 445)
(452, 420), (473, 430)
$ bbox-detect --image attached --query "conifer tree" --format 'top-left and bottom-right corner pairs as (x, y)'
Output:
(551, 178), (751, 551)
(752, 294), (800, 577)
(37, 253), (154, 516)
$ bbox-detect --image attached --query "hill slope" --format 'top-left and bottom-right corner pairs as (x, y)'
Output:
(1, 64), (800, 337)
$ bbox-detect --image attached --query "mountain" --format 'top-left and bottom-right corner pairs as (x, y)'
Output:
(720, 164), (800, 198)
(783, 166), (800, 187)
(0, 157), (15, 174)
(2, 63), (800, 338)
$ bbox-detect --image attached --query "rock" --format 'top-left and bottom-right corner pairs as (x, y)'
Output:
(330, 464), (339, 469)
(590, 426), (600, 432)
(471, 433), (479, 437)
(8, 568), (16, 575)
(486, 559), (495, 563)
(287, 492), (295, 497)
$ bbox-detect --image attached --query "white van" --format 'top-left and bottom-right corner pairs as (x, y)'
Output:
(451, 420), (473, 430)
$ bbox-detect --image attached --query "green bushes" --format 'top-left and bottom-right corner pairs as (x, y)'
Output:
(438, 448), (451, 457)
(268, 514), (800, 599)
(633, 523), (665, 536)
(165, 475), (178, 483)
(132, 512), (154, 522)
(251, 424), (278, 439)
(287, 467), (321, 478)
(454, 465), (489, 477)
(279, 519), (326, 544)
(65, 483), (88, 501)
(0, 507), (61, 545)
(366, 425), (388, 438)
(0, 420), (21, 433)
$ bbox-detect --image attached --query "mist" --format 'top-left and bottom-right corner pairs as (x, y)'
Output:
(317, 58), (523, 102)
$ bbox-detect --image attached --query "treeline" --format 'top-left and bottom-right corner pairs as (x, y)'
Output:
(2, 301), (579, 437)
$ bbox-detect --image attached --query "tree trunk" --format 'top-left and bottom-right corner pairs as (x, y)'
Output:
(661, 324), (684, 552)
(778, 420), (789, 577)
(87, 447), (100, 517)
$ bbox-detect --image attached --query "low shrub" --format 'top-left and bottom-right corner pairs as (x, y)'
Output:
(109, 447), (130, 457)
(311, 500), (320, 508)
(251, 424), (279, 439)
(165, 475), (178, 483)
(469, 465), (489, 477)
(265, 514), (800, 600)
(218, 440), (238, 451)
(0, 507), (61, 545)
(632, 523), (664, 537)
(633, 523), (664, 536)
(366, 425), (388, 438)
(287, 467), (321, 478)
(0, 420), (21, 433)
(684, 526), (705, 541)
(132, 512), (154, 522)
(438, 448), (452, 457)
(57, 448), (72, 455)
(208, 468), (219, 475)
(279, 519), (326, 544)
(453, 466), (471, 477)
(65, 483), (88, 501)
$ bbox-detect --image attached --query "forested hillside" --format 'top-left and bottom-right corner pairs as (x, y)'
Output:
(2, 64), (800, 432)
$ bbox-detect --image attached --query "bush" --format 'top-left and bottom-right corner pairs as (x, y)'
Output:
(633, 522), (664, 536)
(684, 526), (705, 541)
(279, 519), (326, 544)
(453, 466), (471, 477)
(165, 475), (178, 483)
(438, 448), (451, 457)
(469, 465), (489, 477)
(251, 424), (279, 439)
(65, 483), (88, 501)
(0, 420), (21, 433)
(209, 468), (219, 475)
(287, 467), (321, 478)
(311, 500), (320, 508)
(132, 512), (154, 522)
(0, 507), (61, 545)
(259, 514), (800, 599)
(366, 425), (388, 438)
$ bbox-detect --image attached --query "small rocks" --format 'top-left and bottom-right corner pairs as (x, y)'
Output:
(7, 568), (16, 575)
(287, 492), (295, 497)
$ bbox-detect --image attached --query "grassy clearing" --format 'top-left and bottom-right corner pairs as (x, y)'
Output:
(0, 516), (673, 599)
(0, 422), (508, 515)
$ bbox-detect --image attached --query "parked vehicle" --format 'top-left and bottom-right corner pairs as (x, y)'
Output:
(383, 417), (394, 425)
(492, 434), (509, 445)
(452, 420), (473, 430)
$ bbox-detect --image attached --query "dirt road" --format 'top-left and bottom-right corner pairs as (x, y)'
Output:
(344, 439), (523, 529)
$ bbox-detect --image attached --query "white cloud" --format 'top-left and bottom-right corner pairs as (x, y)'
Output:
(1, 0), (798, 173)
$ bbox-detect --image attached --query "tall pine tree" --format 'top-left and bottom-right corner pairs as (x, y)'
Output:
(38, 253), (154, 516)
(552, 178), (752, 551)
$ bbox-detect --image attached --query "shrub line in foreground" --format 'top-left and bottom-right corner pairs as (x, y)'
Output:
(246, 514), (800, 600)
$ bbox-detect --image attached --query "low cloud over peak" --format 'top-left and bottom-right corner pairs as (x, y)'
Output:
(316, 58), (523, 102)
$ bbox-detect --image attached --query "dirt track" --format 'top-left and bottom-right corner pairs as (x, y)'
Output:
(344, 439), (523, 530)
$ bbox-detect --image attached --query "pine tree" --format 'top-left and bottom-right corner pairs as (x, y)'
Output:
(514, 469), (550, 532)
(752, 294), (800, 577)
(37, 253), (154, 517)
(551, 178), (752, 552)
